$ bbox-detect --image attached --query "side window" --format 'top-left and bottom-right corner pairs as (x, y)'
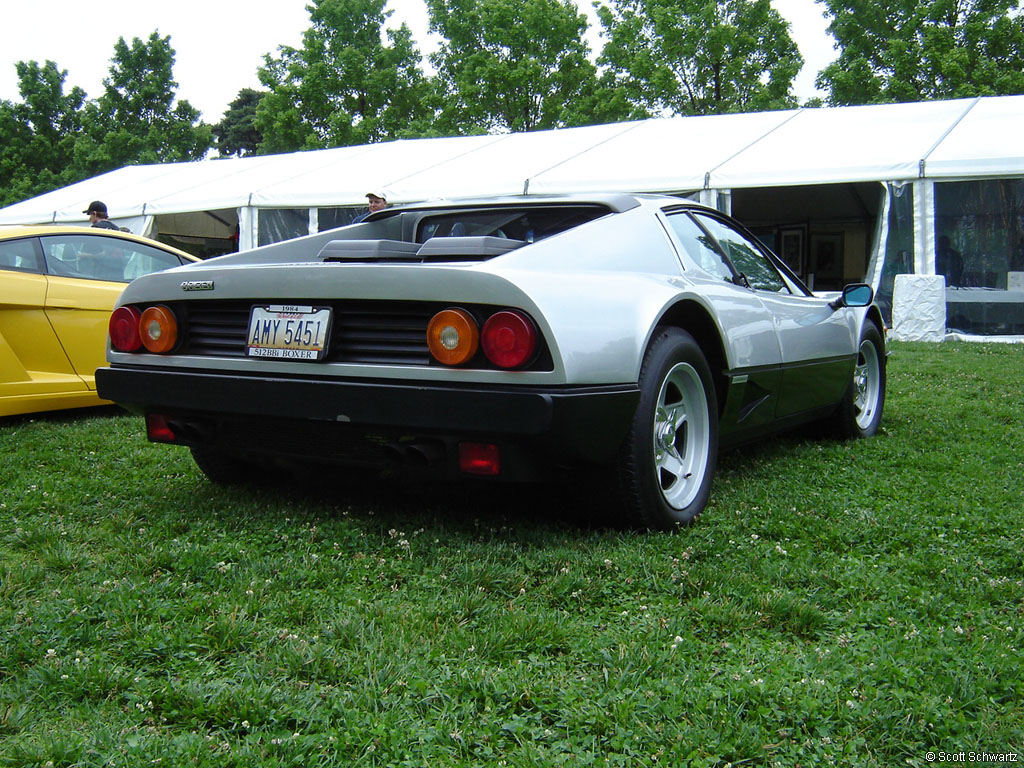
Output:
(41, 235), (185, 282)
(42, 235), (114, 280)
(0, 238), (44, 274)
(665, 212), (733, 282)
(695, 214), (789, 293)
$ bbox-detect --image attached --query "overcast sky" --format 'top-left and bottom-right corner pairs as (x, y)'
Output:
(0, 0), (835, 124)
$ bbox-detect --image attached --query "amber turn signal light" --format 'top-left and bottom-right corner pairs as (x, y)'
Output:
(427, 308), (479, 366)
(139, 305), (178, 354)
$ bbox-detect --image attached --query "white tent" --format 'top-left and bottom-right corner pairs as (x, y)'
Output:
(2, 94), (1022, 335)
(4, 95), (1020, 226)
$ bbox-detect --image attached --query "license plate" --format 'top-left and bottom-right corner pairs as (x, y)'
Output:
(247, 305), (331, 361)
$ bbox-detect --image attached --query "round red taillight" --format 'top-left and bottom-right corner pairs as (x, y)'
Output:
(481, 310), (537, 369)
(427, 308), (479, 366)
(139, 305), (178, 354)
(109, 306), (143, 352)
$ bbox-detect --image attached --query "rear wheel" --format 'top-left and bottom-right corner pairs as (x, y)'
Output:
(830, 323), (886, 438)
(616, 328), (718, 529)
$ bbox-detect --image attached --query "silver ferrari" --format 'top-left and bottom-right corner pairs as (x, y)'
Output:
(97, 194), (886, 529)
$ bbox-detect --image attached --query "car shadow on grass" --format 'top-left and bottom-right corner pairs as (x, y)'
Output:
(179, 428), (834, 537)
(185, 460), (630, 537)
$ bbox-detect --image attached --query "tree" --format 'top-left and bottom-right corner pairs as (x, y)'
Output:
(0, 61), (85, 206)
(0, 99), (32, 207)
(72, 32), (211, 178)
(427, 0), (624, 133)
(256, 0), (436, 152)
(0, 34), (209, 208)
(596, 0), (803, 116)
(816, 0), (1024, 105)
(213, 88), (264, 158)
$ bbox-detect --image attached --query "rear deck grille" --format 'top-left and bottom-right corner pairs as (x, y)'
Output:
(180, 300), (435, 365)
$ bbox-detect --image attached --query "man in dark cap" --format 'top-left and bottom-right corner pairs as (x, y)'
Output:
(84, 201), (119, 230)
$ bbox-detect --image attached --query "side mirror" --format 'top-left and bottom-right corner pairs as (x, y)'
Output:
(829, 283), (874, 310)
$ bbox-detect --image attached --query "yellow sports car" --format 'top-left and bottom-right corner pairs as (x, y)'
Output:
(1, 226), (198, 417)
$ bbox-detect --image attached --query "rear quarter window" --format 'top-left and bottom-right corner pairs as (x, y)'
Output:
(0, 238), (44, 273)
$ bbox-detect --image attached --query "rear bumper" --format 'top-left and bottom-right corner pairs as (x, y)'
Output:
(96, 366), (640, 473)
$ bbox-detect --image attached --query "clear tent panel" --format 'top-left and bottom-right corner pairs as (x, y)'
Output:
(875, 183), (916, 325)
(318, 207), (362, 233)
(258, 209), (310, 247)
(937, 179), (1024, 335)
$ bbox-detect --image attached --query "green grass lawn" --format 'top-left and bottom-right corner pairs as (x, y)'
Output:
(1, 341), (1022, 767)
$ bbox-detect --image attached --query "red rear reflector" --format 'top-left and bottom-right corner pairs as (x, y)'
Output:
(458, 442), (501, 476)
(145, 413), (178, 443)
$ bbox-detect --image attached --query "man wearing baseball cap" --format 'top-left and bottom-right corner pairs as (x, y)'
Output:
(83, 201), (119, 230)
(352, 190), (389, 224)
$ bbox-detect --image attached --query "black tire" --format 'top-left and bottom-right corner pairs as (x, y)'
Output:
(190, 446), (257, 485)
(830, 322), (886, 439)
(616, 328), (719, 529)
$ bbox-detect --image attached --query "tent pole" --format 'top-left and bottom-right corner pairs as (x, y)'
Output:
(914, 180), (936, 276)
(238, 205), (255, 251)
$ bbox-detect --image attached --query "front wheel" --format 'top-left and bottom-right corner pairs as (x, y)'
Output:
(616, 328), (719, 529)
(830, 323), (886, 439)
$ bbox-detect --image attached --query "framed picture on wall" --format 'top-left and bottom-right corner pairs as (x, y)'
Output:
(810, 232), (844, 287)
(778, 227), (805, 274)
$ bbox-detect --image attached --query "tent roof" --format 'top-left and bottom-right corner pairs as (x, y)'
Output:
(527, 110), (799, 194)
(921, 96), (1024, 178)
(2, 94), (1021, 226)
(709, 98), (982, 189)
